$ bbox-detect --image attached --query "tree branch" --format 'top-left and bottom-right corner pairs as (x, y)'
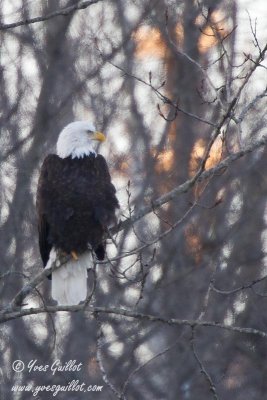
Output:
(3, 251), (70, 312)
(191, 328), (219, 400)
(1, 305), (267, 340)
(116, 134), (267, 233)
(0, 0), (101, 31)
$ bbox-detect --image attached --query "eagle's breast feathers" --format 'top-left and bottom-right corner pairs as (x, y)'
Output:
(36, 153), (119, 266)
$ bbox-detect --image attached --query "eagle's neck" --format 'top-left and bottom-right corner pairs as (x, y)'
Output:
(69, 146), (96, 159)
(57, 144), (96, 159)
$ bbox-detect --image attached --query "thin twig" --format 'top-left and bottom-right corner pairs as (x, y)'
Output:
(107, 60), (217, 127)
(211, 273), (267, 296)
(95, 314), (124, 399)
(121, 338), (180, 397)
(191, 328), (219, 400)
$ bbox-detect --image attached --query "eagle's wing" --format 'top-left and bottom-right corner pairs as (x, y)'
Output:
(91, 155), (119, 260)
(94, 154), (119, 225)
(36, 154), (63, 268)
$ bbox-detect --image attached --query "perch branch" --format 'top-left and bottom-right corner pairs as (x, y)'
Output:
(1, 305), (267, 340)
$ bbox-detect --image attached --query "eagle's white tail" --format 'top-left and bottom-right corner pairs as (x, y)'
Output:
(46, 248), (90, 305)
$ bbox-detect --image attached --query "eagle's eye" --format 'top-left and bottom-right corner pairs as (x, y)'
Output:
(86, 129), (93, 134)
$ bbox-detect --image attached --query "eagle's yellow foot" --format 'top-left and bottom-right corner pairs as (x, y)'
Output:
(71, 251), (79, 261)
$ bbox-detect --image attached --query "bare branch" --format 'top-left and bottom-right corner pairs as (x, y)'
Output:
(107, 60), (217, 127)
(211, 273), (267, 296)
(164, 20), (226, 110)
(121, 338), (180, 397)
(0, 0), (101, 31)
(116, 134), (267, 233)
(191, 328), (219, 400)
(95, 315), (124, 399)
(3, 251), (71, 312)
(1, 305), (267, 340)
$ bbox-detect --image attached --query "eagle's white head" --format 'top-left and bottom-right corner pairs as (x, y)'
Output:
(56, 121), (106, 159)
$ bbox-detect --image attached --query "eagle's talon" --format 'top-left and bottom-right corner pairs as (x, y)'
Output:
(71, 251), (79, 261)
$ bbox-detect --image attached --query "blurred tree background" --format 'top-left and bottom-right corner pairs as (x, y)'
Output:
(0, 0), (267, 399)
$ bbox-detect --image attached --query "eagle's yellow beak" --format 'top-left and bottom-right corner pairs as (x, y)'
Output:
(92, 131), (106, 142)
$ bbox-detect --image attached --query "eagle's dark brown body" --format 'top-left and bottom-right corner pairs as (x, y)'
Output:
(36, 153), (119, 267)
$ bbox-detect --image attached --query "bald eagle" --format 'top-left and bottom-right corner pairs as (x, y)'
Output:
(36, 121), (119, 305)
